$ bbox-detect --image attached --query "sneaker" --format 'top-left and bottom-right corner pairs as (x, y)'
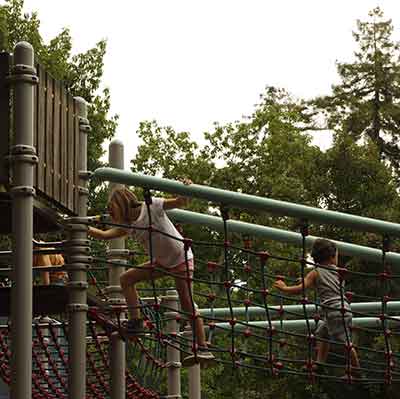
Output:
(182, 351), (217, 369)
(122, 319), (145, 336)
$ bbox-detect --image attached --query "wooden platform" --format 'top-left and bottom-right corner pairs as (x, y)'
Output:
(0, 285), (107, 317)
(0, 192), (63, 234)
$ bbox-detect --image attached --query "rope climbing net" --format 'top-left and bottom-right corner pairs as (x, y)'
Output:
(1, 189), (399, 398)
(88, 189), (400, 388)
(0, 315), (162, 399)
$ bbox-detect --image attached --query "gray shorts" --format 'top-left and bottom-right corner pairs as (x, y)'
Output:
(315, 309), (352, 343)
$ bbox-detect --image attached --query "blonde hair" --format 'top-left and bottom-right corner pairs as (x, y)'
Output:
(108, 187), (141, 223)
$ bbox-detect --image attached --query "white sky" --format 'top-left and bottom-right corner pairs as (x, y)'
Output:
(9, 0), (400, 168)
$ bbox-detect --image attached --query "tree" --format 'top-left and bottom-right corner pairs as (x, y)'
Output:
(132, 74), (400, 396)
(133, 86), (321, 210)
(0, 0), (117, 212)
(132, 87), (333, 398)
(314, 7), (400, 175)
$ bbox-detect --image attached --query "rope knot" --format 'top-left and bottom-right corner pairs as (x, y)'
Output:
(183, 238), (193, 251)
(258, 251), (270, 263)
(207, 261), (218, 272)
(243, 328), (252, 338)
(243, 263), (252, 273)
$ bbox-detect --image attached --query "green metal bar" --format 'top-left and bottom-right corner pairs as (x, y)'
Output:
(167, 209), (400, 267)
(208, 316), (400, 334)
(199, 301), (400, 319)
(94, 168), (400, 237)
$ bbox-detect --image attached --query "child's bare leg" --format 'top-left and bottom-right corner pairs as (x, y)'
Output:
(350, 348), (360, 369)
(175, 274), (207, 347)
(121, 282), (140, 319)
(120, 263), (164, 320)
(316, 341), (329, 363)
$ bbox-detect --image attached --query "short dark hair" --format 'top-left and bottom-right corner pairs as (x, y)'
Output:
(311, 239), (337, 264)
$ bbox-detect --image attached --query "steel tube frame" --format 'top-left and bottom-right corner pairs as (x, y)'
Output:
(66, 97), (90, 399)
(210, 316), (400, 334)
(162, 290), (181, 398)
(108, 139), (126, 399)
(184, 325), (200, 399)
(188, 365), (201, 399)
(94, 168), (400, 237)
(167, 209), (400, 267)
(10, 41), (38, 399)
(199, 301), (400, 319)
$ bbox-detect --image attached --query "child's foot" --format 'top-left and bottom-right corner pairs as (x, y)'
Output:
(122, 319), (145, 336)
(182, 351), (217, 369)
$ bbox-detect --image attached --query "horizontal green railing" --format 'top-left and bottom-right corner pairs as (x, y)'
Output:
(167, 209), (400, 267)
(199, 301), (400, 319)
(94, 167), (400, 237)
(205, 316), (400, 334)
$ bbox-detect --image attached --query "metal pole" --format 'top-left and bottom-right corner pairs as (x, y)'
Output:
(167, 209), (400, 267)
(184, 326), (200, 399)
(66, 97), (90, 399)
(209, 316), (400, 334)
(108, 139), (126, 399)
(162, 290), (181, 398)
(199, 301), (400, 319)
(110, 331), (125, 398)
(188, 365), (201, 399)
(10, 41), (38, 399)
(94, 168), (400, 237)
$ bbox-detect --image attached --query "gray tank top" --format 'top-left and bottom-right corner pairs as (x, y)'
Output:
(316, 265), (350, 309)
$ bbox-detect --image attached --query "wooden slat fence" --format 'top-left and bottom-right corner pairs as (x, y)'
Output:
(0, 55), (81, 215)
(0, 53), (10, 185)
(34, 63), (80, 215)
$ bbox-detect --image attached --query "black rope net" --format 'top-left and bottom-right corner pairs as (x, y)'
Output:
(87, 191), (400, 389)
(0, 314), (162, 399)
(1, 191), (399, 397)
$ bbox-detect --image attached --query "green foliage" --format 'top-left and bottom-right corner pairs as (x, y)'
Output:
(0, 0), (117, 214)
(3, 2), (400, 397)
(130, 9), (400, 397)
(313, 7), (400, 174)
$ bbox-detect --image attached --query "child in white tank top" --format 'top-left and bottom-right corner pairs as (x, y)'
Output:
(89, 185), (215, 368)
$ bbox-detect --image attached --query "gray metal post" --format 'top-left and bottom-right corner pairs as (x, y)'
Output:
(10, 41), (38, 399)
(188, 364), (201, 399)
(162, 290), (181, 398)
(66, 97), (90, 399)
(108, 139), (126, 399)
(183, 327), (201, 399)
(110, 331), (125, 399)
(108, 139), (126, 301)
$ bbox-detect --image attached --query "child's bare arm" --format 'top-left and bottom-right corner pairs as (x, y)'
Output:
(42, 271), (50, 285)
(163, 196), (190, 210)
(88, 226), (128, 240)
(33, 254), (51, 285)
(273, 270), (317, 295)
(163, 178), (192, 210)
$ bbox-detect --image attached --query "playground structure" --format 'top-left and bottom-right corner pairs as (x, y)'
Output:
(0, 41), (400, 399)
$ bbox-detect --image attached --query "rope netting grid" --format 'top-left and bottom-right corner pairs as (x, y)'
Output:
(0, 315), (161, 398)
(2, 190), (399, 396)
(87, 190), (400, 389)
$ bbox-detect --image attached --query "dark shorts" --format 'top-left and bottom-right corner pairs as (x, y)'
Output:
(315, 309), (352, 343)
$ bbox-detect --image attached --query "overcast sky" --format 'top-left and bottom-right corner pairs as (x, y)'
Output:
(12, 0), (400, 168)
